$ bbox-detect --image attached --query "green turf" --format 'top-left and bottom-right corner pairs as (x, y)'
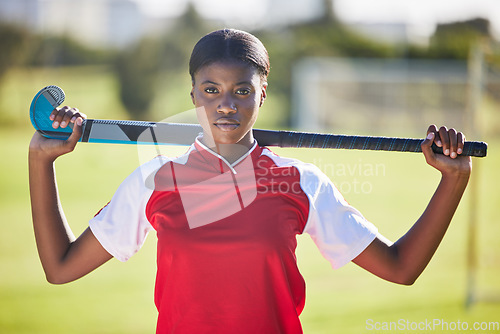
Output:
(1, 67), (499, 333)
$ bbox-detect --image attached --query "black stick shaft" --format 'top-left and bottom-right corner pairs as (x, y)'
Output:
(253, 129), (487, 157)
(79, 119), (487, 157)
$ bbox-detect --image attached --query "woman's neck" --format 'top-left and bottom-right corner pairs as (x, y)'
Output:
(199, 136), (254, 165)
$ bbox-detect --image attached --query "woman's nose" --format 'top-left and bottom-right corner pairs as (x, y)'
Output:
(217, 94), (237, 114)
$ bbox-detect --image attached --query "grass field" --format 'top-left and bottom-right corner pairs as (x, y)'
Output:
(1, 67), (499, 333)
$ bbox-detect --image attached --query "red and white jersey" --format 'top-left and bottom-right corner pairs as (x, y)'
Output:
(89, 139), (378, 334)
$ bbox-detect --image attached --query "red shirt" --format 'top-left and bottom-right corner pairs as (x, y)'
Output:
(90, 139), (377, 333)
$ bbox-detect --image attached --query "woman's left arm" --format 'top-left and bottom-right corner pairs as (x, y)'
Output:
(353, 125), (472, 285)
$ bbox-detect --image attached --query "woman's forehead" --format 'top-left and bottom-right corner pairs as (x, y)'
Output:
(194, 60), (261, 84)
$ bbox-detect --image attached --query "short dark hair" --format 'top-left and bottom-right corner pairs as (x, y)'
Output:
(189, 29), (270, 82)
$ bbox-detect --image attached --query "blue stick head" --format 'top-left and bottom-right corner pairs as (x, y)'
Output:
(29, 85), (72, 140)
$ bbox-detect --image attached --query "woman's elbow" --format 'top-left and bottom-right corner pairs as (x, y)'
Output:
(392, 270), (420, 286)
(44, 269), (75, 285)
(395, 277), (417, 286)
(45, 273), (68, 285)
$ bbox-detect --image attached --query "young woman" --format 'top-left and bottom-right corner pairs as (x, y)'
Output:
(29, 29), (471, 333)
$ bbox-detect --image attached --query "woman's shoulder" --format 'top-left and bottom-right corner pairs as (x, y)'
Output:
(119, 155), (173, 190)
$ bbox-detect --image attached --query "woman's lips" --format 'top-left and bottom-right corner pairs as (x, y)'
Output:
(213, 119), (240, 131)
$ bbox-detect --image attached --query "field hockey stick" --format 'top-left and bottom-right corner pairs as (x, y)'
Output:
(30, 85), (488, 157)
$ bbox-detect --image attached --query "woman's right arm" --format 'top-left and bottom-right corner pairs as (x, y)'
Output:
(29, 107), (112, 284)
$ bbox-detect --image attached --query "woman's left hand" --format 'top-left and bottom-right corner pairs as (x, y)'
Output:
(421, 125), (472, 178)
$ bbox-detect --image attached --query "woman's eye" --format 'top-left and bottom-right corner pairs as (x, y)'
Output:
(204, 87), (218, 94)
(236, 88), (251, 95)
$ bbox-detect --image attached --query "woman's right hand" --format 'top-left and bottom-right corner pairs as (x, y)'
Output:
(29, 106), (87, 162)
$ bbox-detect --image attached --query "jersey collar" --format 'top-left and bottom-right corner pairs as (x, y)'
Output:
(194, 137), (262, 174)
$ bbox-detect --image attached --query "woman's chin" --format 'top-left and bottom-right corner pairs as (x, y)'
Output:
(201, 130), (252, 148)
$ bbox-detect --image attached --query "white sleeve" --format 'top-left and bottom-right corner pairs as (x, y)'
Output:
(89, 157), (164, 262)
(300, 164), (378, 269)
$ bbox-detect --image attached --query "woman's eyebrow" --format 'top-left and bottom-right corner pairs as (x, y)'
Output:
(235, 81), (254, 86)
(200, 80), (255, 87)
(200, 80), (219, 85)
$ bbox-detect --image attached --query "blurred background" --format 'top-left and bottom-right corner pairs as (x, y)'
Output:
(1, 0), (499, 333)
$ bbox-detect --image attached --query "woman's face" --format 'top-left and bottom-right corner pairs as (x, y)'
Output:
(191, 60), (267, 149)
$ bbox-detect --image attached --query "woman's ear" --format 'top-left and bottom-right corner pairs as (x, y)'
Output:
(259, 82), (268, 107)
(190, 86), (195, 105)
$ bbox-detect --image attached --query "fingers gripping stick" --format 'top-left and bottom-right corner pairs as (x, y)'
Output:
(29, 85), (488, 157)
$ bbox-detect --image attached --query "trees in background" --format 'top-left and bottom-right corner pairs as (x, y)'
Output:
(113, 3), (212, 120)
(428, 18), (491, 59)
(0, 24), (29, 84)
(0, 6), (495, 123)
